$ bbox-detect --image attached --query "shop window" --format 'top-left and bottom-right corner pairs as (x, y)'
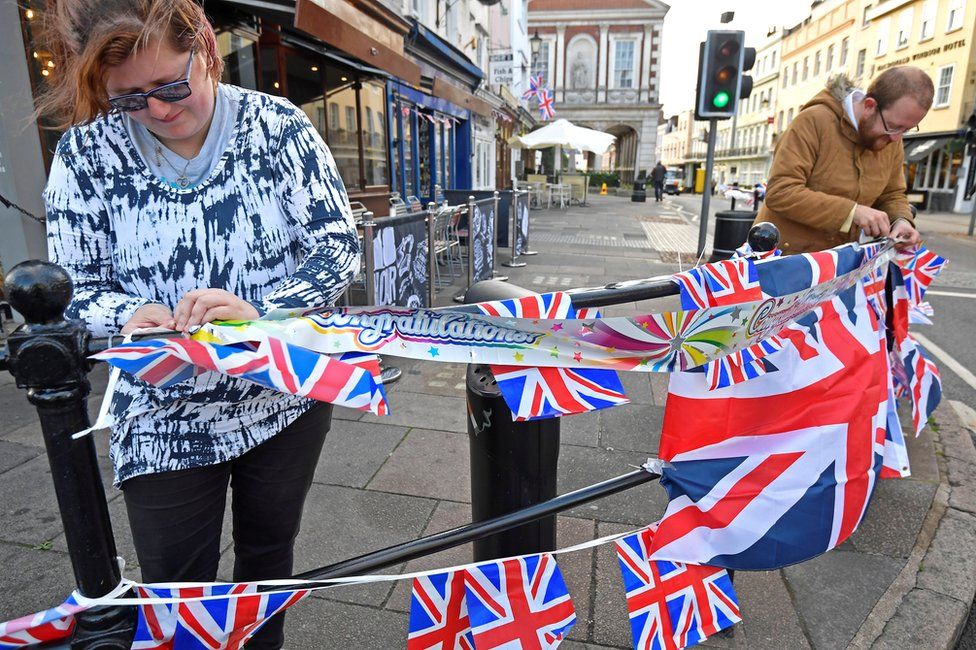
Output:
(18, 1), (61, 171)
(324, 66), (360, 189)
(284, 51), (326, 141)
(402, 106), (416, 196)
(360, 81), (388, 186)
(217, 31), (258, 90)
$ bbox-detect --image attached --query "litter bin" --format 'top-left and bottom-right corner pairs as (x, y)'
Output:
(709, 210), (757, 262)
(631, 180), (647, 203)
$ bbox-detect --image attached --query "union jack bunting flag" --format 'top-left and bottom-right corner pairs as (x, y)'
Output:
(490, 364), (630, 421)
(733, 241), (781, 261)
(464, 554), (576, 649)
(538, 90), (556, 121)
(132, 583), (308, 649)
(672, 258), (761, 310)
(615, 526), (740, 650)
(94, 337), (388, 415)
(471, 294), (630, 421)
(654, 275), (888, 569)
(703, 335), (784, 390)
(522, 74), (546, 100)
(897, 247), (946, 307)
(407, 572), (475, 650)
(0, 593), (84, 648)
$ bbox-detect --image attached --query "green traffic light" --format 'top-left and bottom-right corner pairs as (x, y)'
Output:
(712, 91), (730, 109)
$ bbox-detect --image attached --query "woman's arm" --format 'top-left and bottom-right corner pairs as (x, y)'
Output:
(257, 109), (361, 312)
(45, 136), (151, 336)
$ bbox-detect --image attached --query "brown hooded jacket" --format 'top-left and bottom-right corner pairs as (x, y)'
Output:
(754, 75), (913, 253)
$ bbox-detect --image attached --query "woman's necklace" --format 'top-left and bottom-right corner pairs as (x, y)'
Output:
(153, 143), (192, 189)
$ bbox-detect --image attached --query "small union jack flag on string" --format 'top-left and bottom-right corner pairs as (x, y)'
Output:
(615, 526), (740, 650)
(132, 583), (309, 649)
(464, 554), (576, 649)
(703, 334), (784, 390)
(471, 293), (630, 420)
(0, 593), (84, 648)
(672, 258), (761, 310)
(94, 337), (388, 415)
(538, 90), (556, 121)
(897, 247), (946, 306)
(522, 74), (546, 101)
(407, 572), (475, 650)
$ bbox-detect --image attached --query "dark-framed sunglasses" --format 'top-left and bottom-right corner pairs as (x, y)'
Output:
(107, 47), (196, 113)
(877, 105), (920, 136)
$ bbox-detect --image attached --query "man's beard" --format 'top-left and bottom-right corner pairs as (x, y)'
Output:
(856, 117), (890, 151)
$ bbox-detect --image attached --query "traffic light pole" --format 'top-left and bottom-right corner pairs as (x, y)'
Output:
(698, 118), (719, 259)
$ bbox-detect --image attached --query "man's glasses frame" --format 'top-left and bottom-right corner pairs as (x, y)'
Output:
(107, 47), (196, 113)
(877, 105), (920, 136)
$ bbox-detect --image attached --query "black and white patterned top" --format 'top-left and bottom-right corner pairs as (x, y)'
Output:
(45, 86), (360, 486)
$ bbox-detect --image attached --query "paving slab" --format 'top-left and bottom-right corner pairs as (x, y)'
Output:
(360, 391), (469, 434)
(913, 509), (976, 605)
(783, 550), (905, 650)
(850, 479), (937, 558)
(599, 402), (663, 454)
(315, 420), (408, 489)
(591, 522), (638, 648)
(873, 588), (969, 649)
(392, 361), (467, 398)
(0, 542), (76, 622)
(0, 439), (43, 475)
(368, 428), (471, 502)
(726, 570), (811, 649)
(560, 410), (602, 448)
(283, 595), (409, 649)
(903, 421), (940, 483)
(0, 455), (83, 547)
(557, 445), (669, 525)
(615, 371), (655, 406)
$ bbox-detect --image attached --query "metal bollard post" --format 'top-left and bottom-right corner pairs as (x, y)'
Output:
(466, 195), (476, 291)
(3, 261), (137, 648)
(490, 191), (508, 282)
(504, 190), (527, 268)
(464, 280), (560, 560)
(362, 212), (376, 305)
(426, 202), (437, 307)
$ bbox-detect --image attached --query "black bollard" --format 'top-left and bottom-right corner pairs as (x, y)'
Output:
(464, 280), (560, 561)
(631, 179), (647, 203)
(4, 261), (136, 649)
(747, 222), (781, 253)
(708, 210), (760, 262)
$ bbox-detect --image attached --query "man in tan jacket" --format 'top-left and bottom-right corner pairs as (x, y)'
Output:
(755, 66), (931, 253)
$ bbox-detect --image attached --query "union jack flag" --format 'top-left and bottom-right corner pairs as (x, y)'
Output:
(653, 278), (889, 569)
(490, 364), (630, 421)
(464, 554), (575, 649)
(94, 337), (388, 415)
(672, 258), (761, 310)
(703, 335), (784, 390)
(407, 572), (475, 650)
(471, 293), (630, 421)
(897, 247), (946, 306)
(522, 74), (546, 101)
(0, 593), (84, 648)
(132, 583), (308, 649)
(538, 90), (556, 121)
(615, 526), (740, 650)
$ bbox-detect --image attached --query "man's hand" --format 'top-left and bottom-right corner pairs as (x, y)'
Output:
(173, 289), (259, 333)
(852, 204), (891, 238)
(890, 218), (922, 249)
(121, 303), (176, 334)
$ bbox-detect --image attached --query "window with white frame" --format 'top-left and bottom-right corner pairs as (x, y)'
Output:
(826, 44), (834, 71)
(410, 0), (425, 22)
(771, 51), (777, 68)
(876, 18), (889, 55)
(531, 40), (551, 84)
(856, 49), (866, 76)
(896, 9), (913, 48)
(946, 0), (964, 31)
(935, 64), (953, 107)
(840, 37), (849, 65)
(920, 0), (936, 40)
(802, 56), (809, 80)
(612, 39), (637, 89)
(814, 50), (821, 76)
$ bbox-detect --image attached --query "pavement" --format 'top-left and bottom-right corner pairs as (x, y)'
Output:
(2, 193), (976, 649)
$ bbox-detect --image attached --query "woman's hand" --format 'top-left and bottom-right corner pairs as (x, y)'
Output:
(121, 303), (176, 334)
(173, 289), (259, 333)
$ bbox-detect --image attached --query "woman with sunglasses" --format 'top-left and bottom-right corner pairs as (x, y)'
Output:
(41, 1), (358, 646)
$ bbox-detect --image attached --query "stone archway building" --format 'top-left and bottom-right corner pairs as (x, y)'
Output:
(527, 0), (668, 183)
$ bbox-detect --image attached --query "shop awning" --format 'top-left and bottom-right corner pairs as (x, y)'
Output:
(409, 21), (485, 83)
(903, 137), (951, 162)
(431, 78), (492, 117)
(295, 0), (421, 85)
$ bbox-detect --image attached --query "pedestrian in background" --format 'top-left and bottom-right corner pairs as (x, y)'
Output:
(651, 160), (667, 202)
(40, 0), (360, 646)
(755, 67), (929, 253)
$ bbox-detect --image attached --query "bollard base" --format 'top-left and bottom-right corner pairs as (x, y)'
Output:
(520, 250), (539, 256)
(502, 261), (528, 268)
(70, 603), (137, 649)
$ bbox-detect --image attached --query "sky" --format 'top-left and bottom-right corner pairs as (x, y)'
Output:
(658, 0), (813, 116)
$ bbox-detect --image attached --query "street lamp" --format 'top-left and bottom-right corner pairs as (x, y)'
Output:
(530, 29), (542, 57)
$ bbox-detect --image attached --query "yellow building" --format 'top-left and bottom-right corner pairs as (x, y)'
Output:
(863, 0), (976, 212)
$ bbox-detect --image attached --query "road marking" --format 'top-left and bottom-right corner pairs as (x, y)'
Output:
(926, 290), (976, 299)
(912, 332), (976, 392)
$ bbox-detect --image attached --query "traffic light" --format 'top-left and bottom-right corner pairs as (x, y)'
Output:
(695, 30), (756, 120)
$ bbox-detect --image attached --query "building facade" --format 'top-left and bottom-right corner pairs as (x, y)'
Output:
(527, 0), (668, 183)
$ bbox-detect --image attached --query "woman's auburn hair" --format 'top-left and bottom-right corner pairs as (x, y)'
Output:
(37, 0), (224, 129)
